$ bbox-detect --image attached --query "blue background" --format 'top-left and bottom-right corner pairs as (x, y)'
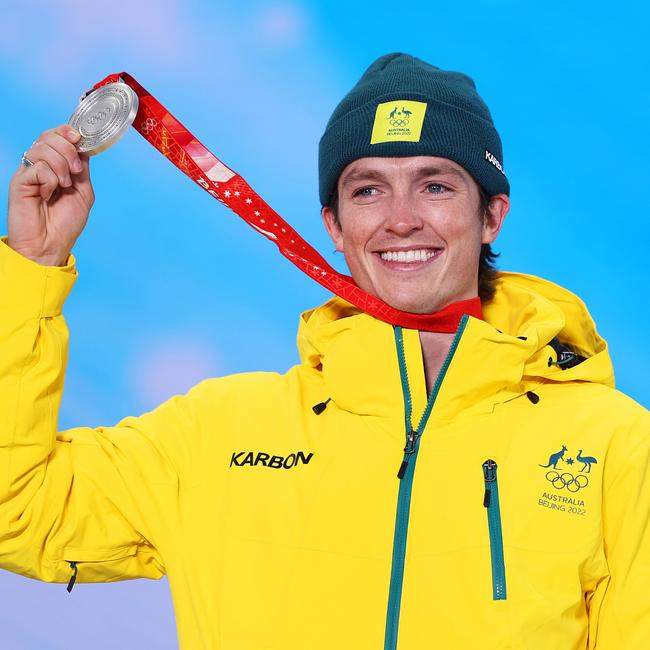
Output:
(1, 1), (648, 647)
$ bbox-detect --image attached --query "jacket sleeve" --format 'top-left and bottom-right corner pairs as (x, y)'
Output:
(0, 238), (198, 585)
(591, 406), (650, 648)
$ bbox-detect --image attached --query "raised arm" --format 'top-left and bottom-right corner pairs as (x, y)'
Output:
(0, 127), (197, 587)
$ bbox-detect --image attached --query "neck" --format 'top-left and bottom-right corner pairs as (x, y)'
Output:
(418, 330), (456, 394)
(415, 293), (481, 392)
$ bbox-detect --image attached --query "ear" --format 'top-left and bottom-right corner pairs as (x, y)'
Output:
(482, 193), (510, 245)
(322, 206), (345, 252)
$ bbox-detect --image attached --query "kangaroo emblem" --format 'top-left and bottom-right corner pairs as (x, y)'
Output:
(401, 107), (412, 118)
(576, 450), (598, 473)
(389, 107), (398, 119)
(539, 445), (568, 469)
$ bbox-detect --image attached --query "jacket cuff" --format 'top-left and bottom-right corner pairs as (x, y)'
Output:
(0, 237), (77, 318)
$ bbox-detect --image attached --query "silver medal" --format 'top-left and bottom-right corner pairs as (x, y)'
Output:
(68, 81), (138, 155)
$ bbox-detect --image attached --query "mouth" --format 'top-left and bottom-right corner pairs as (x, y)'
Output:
(374, 246), (443, 268)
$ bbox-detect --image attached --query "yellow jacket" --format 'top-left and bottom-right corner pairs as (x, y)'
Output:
(1, 238), (649, 649)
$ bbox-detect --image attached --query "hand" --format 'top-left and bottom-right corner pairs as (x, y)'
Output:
(7, 125), (95, 266)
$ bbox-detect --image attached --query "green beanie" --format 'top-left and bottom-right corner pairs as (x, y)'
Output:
(318, 53), (509, 206)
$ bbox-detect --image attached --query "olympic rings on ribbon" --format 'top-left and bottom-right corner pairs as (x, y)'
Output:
(545, 470), (589, 492)
(389, 118), (410, 127)
(141, 117), (158, 134)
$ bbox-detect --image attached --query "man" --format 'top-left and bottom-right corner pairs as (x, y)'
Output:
(1, 53), (649, 649)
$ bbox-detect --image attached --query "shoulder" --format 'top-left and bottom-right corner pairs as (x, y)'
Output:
(526, 382), (649, 476)
(182, 363), (324, 416)
(536, 380), (645, 419)
(552, 383), (650, 484)
(600, 390), (650, 481)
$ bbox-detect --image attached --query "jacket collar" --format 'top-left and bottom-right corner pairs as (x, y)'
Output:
(296, 272), (614, 422)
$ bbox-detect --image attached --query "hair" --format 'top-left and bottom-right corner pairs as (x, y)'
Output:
(476, 185), (500, 303)
(326, 182), (500, 304)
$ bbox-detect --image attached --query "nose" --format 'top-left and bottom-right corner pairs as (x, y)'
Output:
(383, 195), (424, 236)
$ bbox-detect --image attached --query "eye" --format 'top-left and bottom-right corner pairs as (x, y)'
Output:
(426, 183), (447, 194)
(352, 186), (377, 197)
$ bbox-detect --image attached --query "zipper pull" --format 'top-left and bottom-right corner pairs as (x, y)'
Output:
(483, 459), (497, 482)
(312, 397), (331, 415)
(482, 459), (497, 508)
(483, 488), (491, 508)
(397, 431), (419, 479)
(66, 561), (78, 593)
(404, 430), (418, 454)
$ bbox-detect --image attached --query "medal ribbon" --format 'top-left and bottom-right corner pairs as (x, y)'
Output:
(90, 72), (483, 332)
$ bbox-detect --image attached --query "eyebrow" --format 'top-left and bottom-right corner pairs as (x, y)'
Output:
(340, 164), (467, 189)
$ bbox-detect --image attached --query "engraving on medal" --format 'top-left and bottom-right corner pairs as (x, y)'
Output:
(86, 106), (112, 125)
(68, 82), (138, 155)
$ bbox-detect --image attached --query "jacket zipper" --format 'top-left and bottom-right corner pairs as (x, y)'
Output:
(384, 316), (468, 650)
(67, 561), (78, 593)
(482, 459), (507, 600)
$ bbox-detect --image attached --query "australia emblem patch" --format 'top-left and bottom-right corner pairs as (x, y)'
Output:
(370, 100), (427, 144)
(537, 445), (599, 516)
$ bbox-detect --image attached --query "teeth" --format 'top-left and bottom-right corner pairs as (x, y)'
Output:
(379, 249), (438, 263)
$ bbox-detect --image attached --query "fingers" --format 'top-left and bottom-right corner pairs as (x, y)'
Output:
(30, 142), (74, 188)
(31, 161), (60, 202)
(12, 156), (60, 203)
(22, 125), (82, 186)
(11, 125), (95, 208)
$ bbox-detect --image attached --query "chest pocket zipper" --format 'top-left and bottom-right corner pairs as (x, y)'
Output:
(482, 459), (507, 600)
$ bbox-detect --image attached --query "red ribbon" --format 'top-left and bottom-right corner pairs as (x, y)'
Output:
(90, 73), (483, 332)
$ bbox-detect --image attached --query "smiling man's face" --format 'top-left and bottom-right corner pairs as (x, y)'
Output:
(322, 156), (509, 314)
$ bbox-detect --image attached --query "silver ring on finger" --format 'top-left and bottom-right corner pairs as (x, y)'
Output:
(21, 153), (35, 168)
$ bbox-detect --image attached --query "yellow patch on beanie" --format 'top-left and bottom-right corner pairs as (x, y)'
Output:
(370, 100), (427, 144)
